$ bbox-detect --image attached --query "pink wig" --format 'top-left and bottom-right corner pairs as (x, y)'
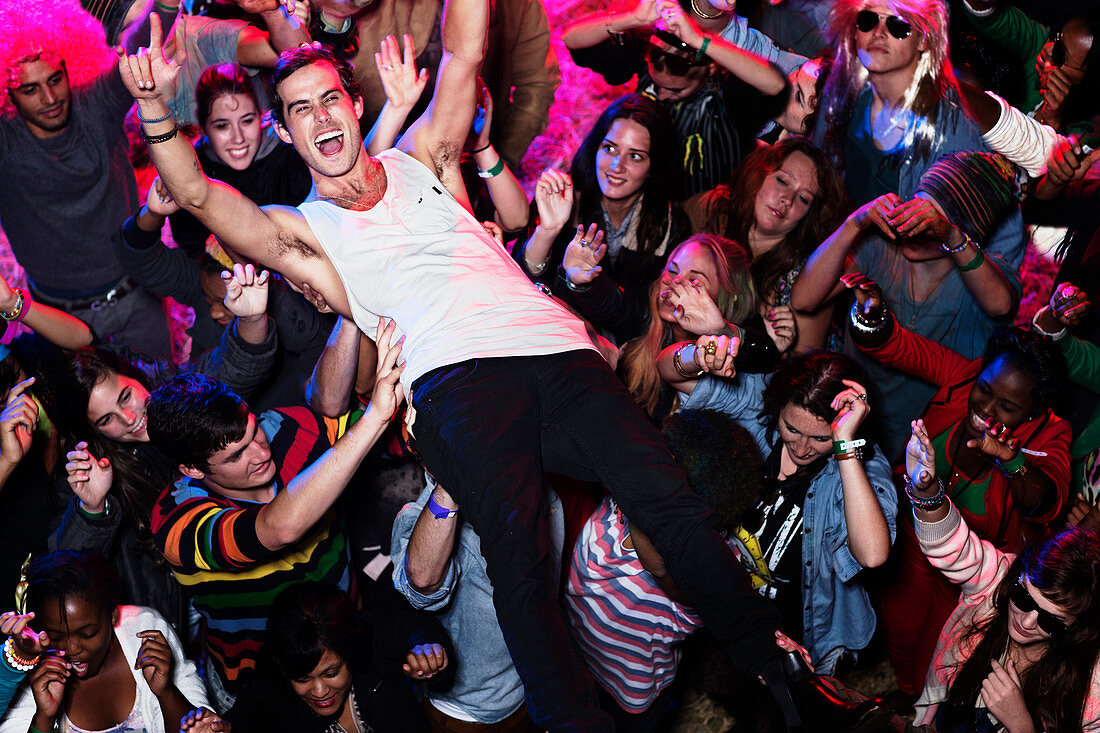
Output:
(0, 0), (116, 115)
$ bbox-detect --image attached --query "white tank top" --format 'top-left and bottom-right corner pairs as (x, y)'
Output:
(298, 149), (594, 387)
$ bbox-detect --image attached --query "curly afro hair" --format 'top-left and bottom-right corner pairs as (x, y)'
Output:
(980, 328), (1067, 418)
(0, 0), (114, 116)
(662, 409), (764, 531)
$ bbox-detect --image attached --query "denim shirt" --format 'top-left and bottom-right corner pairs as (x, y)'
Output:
(391, 479), (565, 724)
(683, 373), (898, 664)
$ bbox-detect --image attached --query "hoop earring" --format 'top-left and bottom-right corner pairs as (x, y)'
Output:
(690, 0), (724, 20)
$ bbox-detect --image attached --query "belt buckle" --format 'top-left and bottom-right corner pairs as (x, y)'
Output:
(89, 287), (119, 312)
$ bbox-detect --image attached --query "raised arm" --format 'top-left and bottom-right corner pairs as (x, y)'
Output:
(118, 15), (318, 289)
(790, 194), (902, 312)
(366, 34), (429, 155)
(562, 0), (658, 50)
(398, 0), (488, 190)
(658, 0), (785, 97)
(254, 321), (403, 550)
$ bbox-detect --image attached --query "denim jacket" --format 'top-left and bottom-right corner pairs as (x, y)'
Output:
(683, 373), (898, 664)
(391, 480), (564, 724)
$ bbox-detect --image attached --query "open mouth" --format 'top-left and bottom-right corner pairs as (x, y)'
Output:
(969, 411), (990, 433)
(225, 146), (251, 160)
(314, 130), (344, 157)
(128, 414), (147, 437)
(71, 660), (89, 677)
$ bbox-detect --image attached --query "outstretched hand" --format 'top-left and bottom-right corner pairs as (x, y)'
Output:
(0, 377), (38, 468)
(365, 320), (406, 424)
(117, 13), (186, 102)
(222, 263), (270, 320)
(562, 224), (606, 285)
(533, 169), (573, 233)
(965, 417), (1020, 463)
(1050, 283), (1090, 328)
(0, 611), (48, 661)
(376, 34), (429, 112)
(65, 441), (113, 514)
(905, 419), (936, 491)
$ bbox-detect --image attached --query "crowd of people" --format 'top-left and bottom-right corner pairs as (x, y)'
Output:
(0, 0), (1098, 729)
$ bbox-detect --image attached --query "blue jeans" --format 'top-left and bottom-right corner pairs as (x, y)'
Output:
(410, 349), (782, 732)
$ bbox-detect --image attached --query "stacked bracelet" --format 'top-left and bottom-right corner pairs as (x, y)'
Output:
(832, 438), (866, 462)
(0, 288), (25, 322)
(956, 247), (985, 272)
(477, 158), (505, 179)
(904, 474), (947, 510)
(695, 36), (711, 60)
(3, 637), (36, 672)
(673, 344), (705, 378)
(849, 302), (887, 334)
(141, 125), (179, 145)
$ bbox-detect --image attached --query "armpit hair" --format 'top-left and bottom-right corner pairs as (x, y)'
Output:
(430, 140), (463, 179)
(274, 230), (318, 259)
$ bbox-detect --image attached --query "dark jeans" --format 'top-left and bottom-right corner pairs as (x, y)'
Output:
(410, 349), (782, 732)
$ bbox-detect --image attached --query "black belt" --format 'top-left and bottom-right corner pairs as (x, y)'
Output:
(31, 277), (139, 312)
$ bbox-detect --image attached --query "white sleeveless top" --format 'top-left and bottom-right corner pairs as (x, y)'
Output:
(298, 149), (594, 387)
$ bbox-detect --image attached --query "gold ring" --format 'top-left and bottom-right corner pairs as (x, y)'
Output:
(704, 341), (718, 356)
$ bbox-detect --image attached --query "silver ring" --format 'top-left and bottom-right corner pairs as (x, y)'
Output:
(856, 393), (868, 403)
(579, 239), (590, 248)
(381, 64), (394, 71)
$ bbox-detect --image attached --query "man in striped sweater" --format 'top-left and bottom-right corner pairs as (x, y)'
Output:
(145, 324), (404, 711)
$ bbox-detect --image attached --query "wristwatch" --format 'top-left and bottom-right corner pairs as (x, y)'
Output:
(427, 492), (458, 519)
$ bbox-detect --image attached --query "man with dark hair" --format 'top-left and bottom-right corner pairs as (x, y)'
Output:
(145, 325), (403, 710)
(121, 2), (790, 727)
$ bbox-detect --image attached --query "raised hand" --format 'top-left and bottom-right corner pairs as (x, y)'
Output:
(763, 305), (797, 354)
(905, 419), (937, 491)
(180, 707), (231, 732)
(29, 652), (71, 724)
(830, 379), (870, 442)
(849, 193), (904, 240)
(222, 263), (270, 320)
(0, 377), (39, 468)
(135, 630), (176, 698)
(533, 169), (574, 233)
(657, 0), (703, 46)
(376, 34), (429, 112)
(628, 0), (660, 26)
(692, 333), (739, 378)
(146, 177), (179, 217)
(1050, 283), (1090, 327)
(981, 660), (1034, 733)
(663, 277), (726, 335)
(471, 83), (494, 151)
(966, 417), (1020, 463)
(884, 196), (954, 241)
(231, 0), (295, 15)
(65, 441), (113, 514)
(366, 320), (406, 424)
(0, 610), (48, 661)
(562, 224), (606, 285)
(840, 272), (885, 319)
(117, 13), (186, 102)
(402, 643), (448, 679)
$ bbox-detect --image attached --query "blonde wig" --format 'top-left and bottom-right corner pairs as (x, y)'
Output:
(816, 0), (960, 171)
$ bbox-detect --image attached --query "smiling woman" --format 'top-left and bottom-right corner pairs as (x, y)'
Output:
(846, 290), (1073, 696)
(0, 551), (209, 733)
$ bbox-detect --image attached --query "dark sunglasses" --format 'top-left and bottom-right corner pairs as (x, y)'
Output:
(855, 10), (912, 40)
(1009, 580), (1069, 637)
(646, 46), (707, 77)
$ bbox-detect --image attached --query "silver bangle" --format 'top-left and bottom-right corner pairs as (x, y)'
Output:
(849, 302), (887, 334)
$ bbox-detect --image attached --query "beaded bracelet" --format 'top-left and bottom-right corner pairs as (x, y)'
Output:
(4, 637), (37, 672)
(0, 288), (25, 322)
(939, 234), (971, 254)
(903, 474), (946, 510)
(849, 302), (887, 334)
(673, 344), (705, 378)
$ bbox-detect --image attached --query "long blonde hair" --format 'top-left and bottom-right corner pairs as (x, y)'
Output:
(816, 0), (960, 172)
(620, 235), (756, 420)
